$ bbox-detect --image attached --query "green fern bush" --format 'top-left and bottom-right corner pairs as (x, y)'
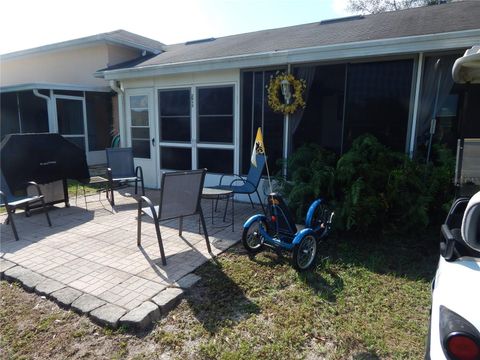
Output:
(277, 143), (337, 221)
(424, 144), (456, 222)
(279, 134), (454, 234)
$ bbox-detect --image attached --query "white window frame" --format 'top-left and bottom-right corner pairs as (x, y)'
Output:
(156, 82), (239, 174)
(53, 93), (88, 152)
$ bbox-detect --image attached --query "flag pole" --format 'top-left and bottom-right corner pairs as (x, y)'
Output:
(260, 127), (274, 196)
(251, 127), (274, 208)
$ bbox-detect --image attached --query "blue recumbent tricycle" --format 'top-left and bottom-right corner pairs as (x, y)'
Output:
(242, 193), (334, 271)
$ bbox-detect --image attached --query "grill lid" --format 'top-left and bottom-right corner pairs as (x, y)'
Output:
(0, 133), (90, 191)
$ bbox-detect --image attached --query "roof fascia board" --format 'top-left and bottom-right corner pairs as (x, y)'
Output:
(1, 35), (107, 60)
(1, 35), (161, 60)
(102, 36), (163, 54)
(0, 83), (111, 93)
(102, 29), (480, 80)
(287, 30), (480, 63)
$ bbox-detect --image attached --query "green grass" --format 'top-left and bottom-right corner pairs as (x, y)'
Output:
(67, 179), (105, 196)
(0, 229), (438, 359)
(0, 181), (100, 214)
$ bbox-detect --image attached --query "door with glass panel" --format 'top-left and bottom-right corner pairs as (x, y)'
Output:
(158, 88), (193, 171)
(125, 89), (157, 188)
(55, 95), (87, 152)
(158, 85), (235, 174)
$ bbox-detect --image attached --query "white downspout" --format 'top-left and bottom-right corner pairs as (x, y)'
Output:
(109, 80), (126, 147)
(33, 89), (57, 132)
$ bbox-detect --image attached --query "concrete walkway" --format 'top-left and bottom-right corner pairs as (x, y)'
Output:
(0, 187), (257, 330)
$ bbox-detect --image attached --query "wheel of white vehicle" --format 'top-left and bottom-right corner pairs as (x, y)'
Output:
(242, 219), (267, 253)
(292, 234), (317, 271)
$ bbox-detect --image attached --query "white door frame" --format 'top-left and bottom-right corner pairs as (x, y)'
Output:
(157, 86), (193, 170)
(125, 88), (158, 188)
(53, 94), (89, 153)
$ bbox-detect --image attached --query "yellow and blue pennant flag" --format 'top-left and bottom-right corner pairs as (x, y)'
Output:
(250, 127), (264, 167)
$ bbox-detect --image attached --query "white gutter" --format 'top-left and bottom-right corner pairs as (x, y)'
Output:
(33, 89), (56, 133)
(102, 29), (480, 81)
(0, 82), (110, 93)
(109, 80), (126, 147)
(1, 35), (163, 60)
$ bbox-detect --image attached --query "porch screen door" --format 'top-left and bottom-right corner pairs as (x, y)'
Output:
(125, 89), (157, 188)
(55, 96), (87, 151)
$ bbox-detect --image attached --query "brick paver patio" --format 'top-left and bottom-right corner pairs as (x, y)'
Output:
(0, 187), (257, 328)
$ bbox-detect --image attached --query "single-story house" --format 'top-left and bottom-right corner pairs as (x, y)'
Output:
(95, 1), (480, 189)
(0, 30), (164, 164)
(2, 2), (480, 192)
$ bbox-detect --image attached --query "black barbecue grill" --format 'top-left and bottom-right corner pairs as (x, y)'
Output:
(0, 133), (90, 207)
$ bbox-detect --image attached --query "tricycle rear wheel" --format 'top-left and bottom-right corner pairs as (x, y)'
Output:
(292, 234), (317, 271)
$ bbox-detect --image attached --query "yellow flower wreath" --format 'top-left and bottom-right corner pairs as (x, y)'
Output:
(267, 72), (307, 115)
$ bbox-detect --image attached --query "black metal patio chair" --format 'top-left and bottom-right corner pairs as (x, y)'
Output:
(136, 169), (211, 266)
(106, 147), (145, 206)
(212, 154), (266, 214)
(0, 171), (52, 241)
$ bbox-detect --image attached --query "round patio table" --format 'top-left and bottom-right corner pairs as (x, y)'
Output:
(201, 187), (234, 232)
(75, 176), (110, 209)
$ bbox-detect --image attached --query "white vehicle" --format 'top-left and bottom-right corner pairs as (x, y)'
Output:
(426, 192), (480, 359)
(426, 46), (480, 360)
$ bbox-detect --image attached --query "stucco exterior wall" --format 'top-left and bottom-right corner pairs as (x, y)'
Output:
(122, 69), (240, 89)
(1, 44), (109, 87)
(106, 44), (141, 68)
(0, 43), (143, 88)
(118, 69), (241, 188)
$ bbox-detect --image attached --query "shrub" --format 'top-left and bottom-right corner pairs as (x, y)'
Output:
(335, 135), (432, 233)
(424, 144), (456, 223)
(278, 134), (454, 235)
(384, 159), (430, 233)
(335, 135), (400, 232)
(277, 143), (337, 221)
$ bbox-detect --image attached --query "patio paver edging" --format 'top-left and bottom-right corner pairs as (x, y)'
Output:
(1, 261), (196, 330)
(1, 187), (257, 331)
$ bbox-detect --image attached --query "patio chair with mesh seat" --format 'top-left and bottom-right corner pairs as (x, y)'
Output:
(136, 169), (211, 266)
(0, 171), (52, 241)
(212, 154), (266, 214)
(106, 147), (145, 206)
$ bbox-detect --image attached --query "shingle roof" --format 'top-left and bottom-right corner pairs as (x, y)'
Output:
(121, 1), (480, 69)
(101, 30), (165, 53)
(2, 30), (164, 59)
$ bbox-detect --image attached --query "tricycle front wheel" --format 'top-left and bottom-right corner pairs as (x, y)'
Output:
(307, 201), (332, 238)
(292, 234), (317, 271)
(242, 219), (267, 253)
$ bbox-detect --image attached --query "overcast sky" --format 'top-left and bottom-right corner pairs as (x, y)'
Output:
(0, 0), (351, 54)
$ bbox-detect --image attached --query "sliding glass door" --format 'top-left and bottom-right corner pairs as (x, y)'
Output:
(158, 85), (235, 174)
(158, 88), (192, 170)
